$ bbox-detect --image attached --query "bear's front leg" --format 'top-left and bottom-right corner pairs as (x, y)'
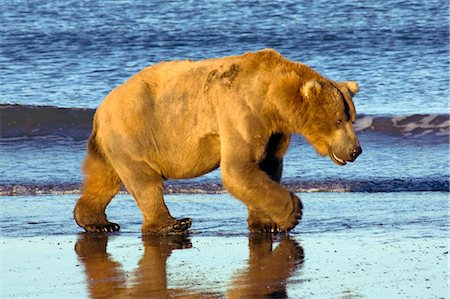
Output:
(247, 194), (303, 233)
(249, 154), (285, 233)
(221, 159), (302, 233)
(248, 206), (278, 233)
(218, 108), (302, 232)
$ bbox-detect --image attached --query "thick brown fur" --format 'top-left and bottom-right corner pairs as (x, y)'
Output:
(74, 49), (361, 234)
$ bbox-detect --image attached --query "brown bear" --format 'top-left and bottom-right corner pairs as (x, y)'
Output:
(74, 49), (361, 235)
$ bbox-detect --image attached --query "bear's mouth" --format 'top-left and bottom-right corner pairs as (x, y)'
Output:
(329, 150), (347, 166)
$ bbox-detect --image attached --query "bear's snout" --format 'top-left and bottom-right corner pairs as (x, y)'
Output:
(349, 145), (362, 162)
(329, 143), (362, 166)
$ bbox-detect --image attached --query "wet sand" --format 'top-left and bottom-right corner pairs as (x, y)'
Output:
(1, 192), (448, 298)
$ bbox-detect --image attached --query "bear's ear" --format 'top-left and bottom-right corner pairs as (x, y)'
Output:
(301, 80), (322, 99)
(344, 81), (359, 96)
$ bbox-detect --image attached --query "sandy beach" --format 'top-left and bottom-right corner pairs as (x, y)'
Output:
(1, 192), (448, 298)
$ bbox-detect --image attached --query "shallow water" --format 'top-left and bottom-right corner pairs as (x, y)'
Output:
(1, 192), (448, 298)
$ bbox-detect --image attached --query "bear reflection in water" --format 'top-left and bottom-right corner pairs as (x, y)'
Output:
(75, 234), (304, 298)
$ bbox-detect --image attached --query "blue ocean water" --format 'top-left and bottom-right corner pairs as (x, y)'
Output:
(0, 0), (449, 194)
(1, 0), (448, 114)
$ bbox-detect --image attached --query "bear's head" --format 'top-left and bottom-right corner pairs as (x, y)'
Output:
(298, 80), (362, 165)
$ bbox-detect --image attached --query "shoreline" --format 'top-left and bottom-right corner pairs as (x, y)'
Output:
(1, 177), (449, 196)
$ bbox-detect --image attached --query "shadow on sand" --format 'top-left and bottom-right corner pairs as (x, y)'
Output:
(75, 233), (304, 298)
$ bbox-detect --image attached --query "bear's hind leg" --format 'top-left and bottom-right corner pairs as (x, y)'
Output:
(116, 162), (192, 235)
(74, 151), (122, 232)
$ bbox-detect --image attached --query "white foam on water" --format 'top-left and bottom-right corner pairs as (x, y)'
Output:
(353, 116), (374, 131)
(392, 114), (450, 135)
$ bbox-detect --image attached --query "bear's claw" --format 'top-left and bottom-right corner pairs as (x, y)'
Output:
(172, 218), (192, 232)
(84, 222), (120, 233)
(143, 218), (192, 235)
(249, 222), (290, 235)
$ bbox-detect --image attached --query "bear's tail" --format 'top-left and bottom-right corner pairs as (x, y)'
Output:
(86, 115), (108, 162)
(87, 129), (104, 161)
(84, 117), (121, 184)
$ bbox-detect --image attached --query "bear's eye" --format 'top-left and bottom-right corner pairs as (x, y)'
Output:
(336, 119), (342, 126)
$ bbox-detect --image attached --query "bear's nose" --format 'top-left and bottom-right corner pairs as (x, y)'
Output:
(350, 146), (362, 161)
